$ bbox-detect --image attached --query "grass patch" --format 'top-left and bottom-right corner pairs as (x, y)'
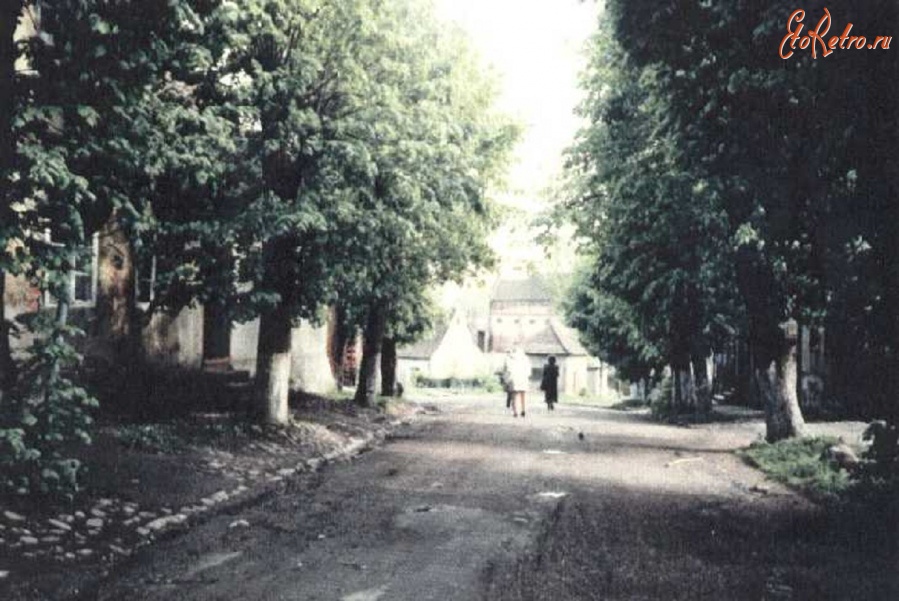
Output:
(739, 436), (852, 501)
(609, 397), (648, 411)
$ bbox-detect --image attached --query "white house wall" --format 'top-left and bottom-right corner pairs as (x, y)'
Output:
(428, 323), (487, 380)
(230, 317), (336, 394)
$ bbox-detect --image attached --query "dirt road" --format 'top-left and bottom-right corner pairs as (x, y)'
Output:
(89, 396), (895, 600)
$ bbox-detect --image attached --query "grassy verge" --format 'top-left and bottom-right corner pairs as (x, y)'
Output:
(738, 436), (852, 502)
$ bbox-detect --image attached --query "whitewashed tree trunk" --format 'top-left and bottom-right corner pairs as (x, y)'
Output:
(255, 305), (292, 424)
(759, 322), (805, 442)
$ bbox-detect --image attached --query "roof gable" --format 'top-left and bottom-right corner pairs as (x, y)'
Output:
(491, 275), (553, 304)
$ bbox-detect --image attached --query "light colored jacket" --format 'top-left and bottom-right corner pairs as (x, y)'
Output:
(504, 349), (531, 392)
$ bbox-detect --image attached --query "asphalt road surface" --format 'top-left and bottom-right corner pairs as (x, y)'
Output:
(90, 395), (896, 600)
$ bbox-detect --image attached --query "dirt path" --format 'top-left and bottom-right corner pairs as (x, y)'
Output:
(87, 396), (894, 600)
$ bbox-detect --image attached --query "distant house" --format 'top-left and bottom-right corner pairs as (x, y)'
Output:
(489, 275), (614, 397)
(396, 309), (486, 384)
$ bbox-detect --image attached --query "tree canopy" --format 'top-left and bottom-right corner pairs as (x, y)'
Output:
(564, 1), (897, 439)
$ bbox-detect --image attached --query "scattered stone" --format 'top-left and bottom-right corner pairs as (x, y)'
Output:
(317, 533), (326, 540)
(3, 510), (25, 522)
(109, 544), (129, 556)
(48, 519), (72, 531)
(86, 518), (104, 530)
(122, 506), (136, 516)
(123, 517), (140, 527)
(64, 552), (75, 560)
(161, 507), (173, 515)
(58, 514), (76, 524)
(41, 536), (61, 544)
(98, 498), (114, 507)
(138, 511), (155, 519)
(210, 490), (229, 503)
(136, 527), (151, 537)
(0, 570), (9, 579)
(277, 467), (295, 477)
(20, 536), (39, 546)
(74, 511), (86, 519)
(146, 514), (187, 532)
(229, 519), (250, 529)
(823, 443), (860, 472)
(76, 548), (94, 558)
(90, 508), (107, 518)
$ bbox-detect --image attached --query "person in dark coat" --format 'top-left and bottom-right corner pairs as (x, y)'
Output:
(540, 356), (559, 411)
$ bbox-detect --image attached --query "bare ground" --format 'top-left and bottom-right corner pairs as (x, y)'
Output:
(3, 393), (896, 600)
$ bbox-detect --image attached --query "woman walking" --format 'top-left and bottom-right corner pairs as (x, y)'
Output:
(504, 347), (531, 417)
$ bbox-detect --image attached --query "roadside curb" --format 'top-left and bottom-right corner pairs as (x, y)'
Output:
(0, 414), (412, 600)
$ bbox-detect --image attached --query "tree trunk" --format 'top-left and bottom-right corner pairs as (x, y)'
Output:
(692, 353), (712, 415)
(380, 337), (397, 397)
(0, 272), (15, 399)
(329, 304), (353, 385)
(202, 300), (231, 365)
(254, 304), (292, 424)
(354, 300), (388, 407)
(756, 321), (805, 442)
(678, 366), (696, 412)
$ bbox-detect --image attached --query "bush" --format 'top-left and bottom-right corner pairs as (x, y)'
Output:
(0, 319), (98, 498)
(739, 436), (851, 501)
(413, 374), (500, 391)
(648, 376), (674, 420)
(852, 420), (899, 507)
(113, 423), (184, 453)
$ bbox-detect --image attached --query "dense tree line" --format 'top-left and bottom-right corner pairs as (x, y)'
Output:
(564, 1), (897, 442)
(0, 0), (515, 493)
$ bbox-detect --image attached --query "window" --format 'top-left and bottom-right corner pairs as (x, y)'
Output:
(44, 233), (99, 307)
(135, 254), (156, 305)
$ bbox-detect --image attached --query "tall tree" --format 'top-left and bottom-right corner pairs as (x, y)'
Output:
(336, 6), (515, 406)
(579, 0), (898, 439)
(563, 28), (736, 417)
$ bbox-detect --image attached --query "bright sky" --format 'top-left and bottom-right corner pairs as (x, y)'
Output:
(434, 0), (600, 212)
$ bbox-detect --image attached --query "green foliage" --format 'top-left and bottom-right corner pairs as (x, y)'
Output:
(561, 21), (739, 392)
(113, 423), (184, 453)
(413, 374), (498, 392)
(2, 0), (515, 482)
(852, 421), (899, 505)
(648, 376), (674, 421)
(0, 333), (98, 496)
(0, 0), (185, 495)
(740, 437), (851, 501)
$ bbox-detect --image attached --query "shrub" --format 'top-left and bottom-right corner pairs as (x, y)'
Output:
(0, 317), (98, 498)
(739, 436), (851, 501)
(648, 376), (674, 420)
